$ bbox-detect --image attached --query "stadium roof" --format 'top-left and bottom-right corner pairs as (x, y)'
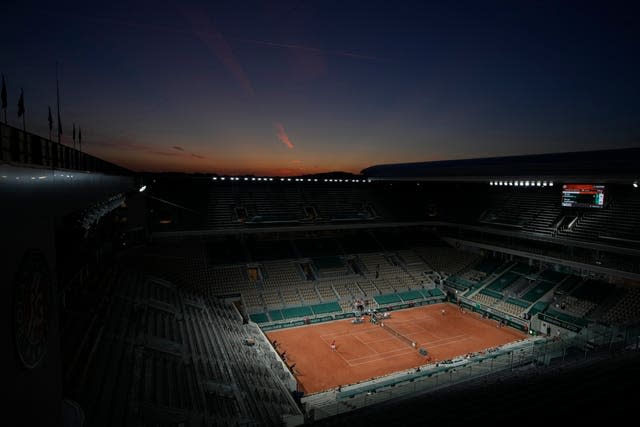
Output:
(362, 147), (640, 183)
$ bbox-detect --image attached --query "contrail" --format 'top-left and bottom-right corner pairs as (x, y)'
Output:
(275, 123), (294, 148)
(235, 37), (379, 61)
(182, 7), (255, 96)
(32, 10), (378, 62)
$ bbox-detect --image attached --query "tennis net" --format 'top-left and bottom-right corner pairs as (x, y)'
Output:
(381, 322), (417, 349)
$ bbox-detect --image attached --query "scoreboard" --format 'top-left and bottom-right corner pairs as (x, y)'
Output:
(561, 184), (605, 208)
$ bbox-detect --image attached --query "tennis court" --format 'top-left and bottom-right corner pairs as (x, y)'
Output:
(266, 302), (527, 394)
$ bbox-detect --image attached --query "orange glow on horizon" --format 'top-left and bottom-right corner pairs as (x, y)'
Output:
(90, 147), (365, 176)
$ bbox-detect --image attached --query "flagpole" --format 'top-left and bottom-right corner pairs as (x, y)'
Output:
(20, 88), (26, 132)
(1, 74), (7, 124)
(48, 106), (52, 141)
(56, 61), (61, 145)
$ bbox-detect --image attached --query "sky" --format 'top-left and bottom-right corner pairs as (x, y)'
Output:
(1, 0), (639, 175)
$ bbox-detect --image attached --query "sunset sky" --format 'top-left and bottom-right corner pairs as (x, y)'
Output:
(1, 0), (638, 175)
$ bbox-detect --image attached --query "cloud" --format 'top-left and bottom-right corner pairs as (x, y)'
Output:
(275, 123), (294, 149)
(182, 7), (254, 96)
(151, 150), (180, 157)
(93, 136), (209, 164)
(93, 137), (152, 151)
(237, 38), (379, 61)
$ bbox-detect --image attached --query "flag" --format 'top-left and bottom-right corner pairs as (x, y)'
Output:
(17, 88), (24, 117)
(1, 75), (6, 109)
(48, 106), (53, 132)
(73, 123), (76, 142)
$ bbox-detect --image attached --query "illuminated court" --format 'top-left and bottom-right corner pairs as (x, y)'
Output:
(267, 302), (527, 394)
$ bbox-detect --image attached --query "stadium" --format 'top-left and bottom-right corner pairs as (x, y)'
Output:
(4, 120), (640, 426)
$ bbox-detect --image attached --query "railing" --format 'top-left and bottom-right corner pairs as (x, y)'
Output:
(303, 336), (568, 421)
(0, 122), (129, 174)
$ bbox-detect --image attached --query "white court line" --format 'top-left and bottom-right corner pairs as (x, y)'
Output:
(318, 326), (419, 367)
(347, 345), (410, 363)
(419, 333), (468, 346)
(318, 313), (477, 368)
(347, 348), (417, 367)
(423, 336), (473, 350)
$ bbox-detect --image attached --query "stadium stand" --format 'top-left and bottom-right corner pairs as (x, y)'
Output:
(7, 140), (640, 426)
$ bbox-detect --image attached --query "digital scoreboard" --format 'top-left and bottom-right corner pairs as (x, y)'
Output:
(561, 184), (605, 208)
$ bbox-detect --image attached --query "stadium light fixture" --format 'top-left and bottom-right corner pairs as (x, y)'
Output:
(549, 182), (554, 186)
(633, 181), (638, 188)
(536, 181), (541, 186)
(139, 185), (147, 192)
(212, 177), (217, 180)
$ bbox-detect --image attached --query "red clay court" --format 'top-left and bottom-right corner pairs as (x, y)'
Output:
(267, 302), (527, 394)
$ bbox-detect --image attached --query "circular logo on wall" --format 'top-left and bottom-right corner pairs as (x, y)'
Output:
(13, 249), (50, 369)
